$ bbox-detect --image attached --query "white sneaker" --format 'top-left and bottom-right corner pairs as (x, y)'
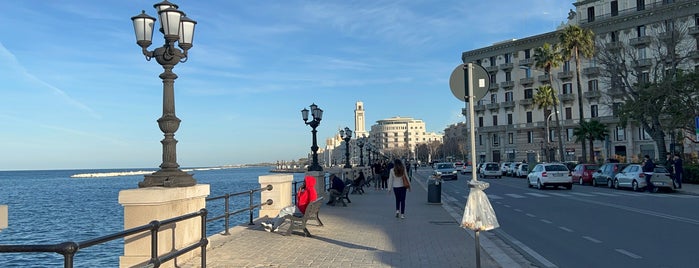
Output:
(395, 210), (400, 218)
(400, 214), (405, 219)
(261, 222), (272, 232)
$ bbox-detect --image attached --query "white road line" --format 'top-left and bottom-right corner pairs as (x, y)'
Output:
(503, 204), (512, 208)
(559, 226), (573, 232)
(524, 192), (550, 197)
(570, 192), (595, 197)
(614, 192), (643, 197)
(547, 193), (572, 197)
(583, 236), (602, 243)
(494, 229), (558, 268)
(592, 192), (619, 197)
(514, 209), (523, 212)
(615, 249), (642, 259)
(525, 213), (536, 218)
(505, 194), (526, 198)
(489, 194), (503, 199)
(540, 219), (553, 224)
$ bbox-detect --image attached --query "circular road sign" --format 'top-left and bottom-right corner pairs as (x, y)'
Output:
(449, 63), (490, 102)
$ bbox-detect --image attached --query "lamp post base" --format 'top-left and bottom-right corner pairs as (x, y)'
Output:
(308, 164), (323, 172)
(139, 169), (196, 188)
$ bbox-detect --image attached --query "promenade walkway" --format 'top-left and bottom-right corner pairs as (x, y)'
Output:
(180, 170), (513, 268)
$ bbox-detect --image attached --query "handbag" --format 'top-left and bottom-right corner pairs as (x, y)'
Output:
(401, 175), (411, 190)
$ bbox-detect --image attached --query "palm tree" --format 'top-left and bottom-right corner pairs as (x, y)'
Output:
(534, 43), (565, 162)
(533, 84), (559, 161)
(573, 120), (608, 163)
(560, 25), (595, 163)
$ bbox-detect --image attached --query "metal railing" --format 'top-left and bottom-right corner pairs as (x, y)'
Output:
(0, 209), (208, 268)
(205, 185), (274, 235)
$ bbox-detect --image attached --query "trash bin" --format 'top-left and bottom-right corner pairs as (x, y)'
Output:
(428, 178), (442, 204)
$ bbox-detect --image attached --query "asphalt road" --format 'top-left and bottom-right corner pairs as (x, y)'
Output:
(429, 169), (699, 268)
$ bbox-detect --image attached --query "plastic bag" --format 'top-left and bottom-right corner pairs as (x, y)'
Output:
(461, 181), (499, 231)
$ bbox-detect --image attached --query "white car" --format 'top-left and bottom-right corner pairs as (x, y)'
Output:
(480, 162), (501, 179)
(515, 164), (528, 178)
(500, 162), (511, 176)
(527, 163), (573, 190)
(613, 164), (674, 192)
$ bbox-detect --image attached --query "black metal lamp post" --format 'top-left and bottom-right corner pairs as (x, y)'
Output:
(302, 103), (324, 171)
(366, 143), (372, 166)
(357, 138), (366, 166)
(340, 127), (353, 168)
(131, 1), (197, 188)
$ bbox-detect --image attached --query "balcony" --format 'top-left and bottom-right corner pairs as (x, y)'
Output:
(518, 98), (533, 106)
(559, 93), (576, 103)
(629, 36), (652, 47)
(519, 77), (534, 86)
(608, 88), (625, 97)
(582, 66), (600, 76)
(488, 83), (499, 92)
(537, 74), (550, 83)
(500, 80), (515, 89)
(499, 62), (514, 71)
(475, 104), (486, 112)
(658, 30), (680, 41)
(519, 58), (534, 66)
(606, 41), (623, 50)
(690, 50), (699, 60)
(584, 90), (601, 99)
(689, 26), (699, 37)
(557, 71), (574, 80)
(631, 58), (653, 69)
(598, 116), (619, 124)
(501, 101), (516, 109)
(485, 65), (499, 73)
(486, 103), (500, 111)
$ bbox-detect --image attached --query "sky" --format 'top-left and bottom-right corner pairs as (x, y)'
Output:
(0, 0), (573, 171)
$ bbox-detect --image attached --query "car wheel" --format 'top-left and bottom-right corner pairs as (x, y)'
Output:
(632, 180), (639, 191)
(579, 178), (584, 185)
(566, 184), (573, 190)
(527, 178), (533, 188)
(592, 179), (597, 187)
(614, 179), (620, 189)
(537, 179), (543, 190)
(607, 179), (614, 188)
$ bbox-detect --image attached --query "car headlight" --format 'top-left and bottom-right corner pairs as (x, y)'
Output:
(452, 171), (457, 174)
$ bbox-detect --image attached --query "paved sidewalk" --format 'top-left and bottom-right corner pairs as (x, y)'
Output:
(180, 171), (509, 268)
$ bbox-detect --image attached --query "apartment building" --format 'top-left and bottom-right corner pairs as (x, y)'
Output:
(369, 116), (443, 159)
(461, 0), (699, 163)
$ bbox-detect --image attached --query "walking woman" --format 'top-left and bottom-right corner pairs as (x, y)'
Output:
(388, 159), (411, 219)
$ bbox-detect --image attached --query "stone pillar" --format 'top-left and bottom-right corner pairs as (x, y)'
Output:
(305, 171), (324, 197)
(0, 205), (7, 232)
(118, 184), (209, 268)
(259, 174), (293, 219)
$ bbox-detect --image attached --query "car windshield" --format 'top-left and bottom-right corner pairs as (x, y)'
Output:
(486, 163), (498, 169)
(545, 165), (568, 171)
(585, 165), (599, 170)
(654, 167), (669, 173)
(437, 164), (453, 169)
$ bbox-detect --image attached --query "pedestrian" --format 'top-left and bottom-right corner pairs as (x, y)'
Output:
(673, 153), (683, 189)
(387, 159), (411, 219)
(664, 153), (674, 175)
(326, 174), (345, 206)
(380, 162), (390, 191)
(406, 160), (413, 181)
(642, 155), (655, 193)
(261, 175), (317, 232)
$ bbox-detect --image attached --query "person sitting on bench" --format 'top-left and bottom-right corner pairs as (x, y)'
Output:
(351, 171), (366, 194)
(261, 175), (317, 232)
(326, 174), (345, 206)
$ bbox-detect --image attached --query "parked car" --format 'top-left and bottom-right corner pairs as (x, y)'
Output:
(571, 164), (599, 185)
(613, 165), (674, 192)
(508, 162), (522, 176)
(515, 163), (528, 178)
(591, 163), (629, 187)
(500, 162), (512, 176)
(527, 163), (573, 190)
(463, 164), (473, 174)
(433, 162), (458, 180)
(455, 162), (464, 174)
(480, 162), (501, 179)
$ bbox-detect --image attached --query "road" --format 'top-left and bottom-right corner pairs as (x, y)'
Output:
(417, 168), (699, 268)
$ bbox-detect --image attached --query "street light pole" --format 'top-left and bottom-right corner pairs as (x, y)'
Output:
(302, 103), (324, 171)
(545, 111), (558, 162)
(340, 127), (353, 168)
(367, 144), (372, 166)
(131, 1), (198, 188)
(357, 137), (366, 166)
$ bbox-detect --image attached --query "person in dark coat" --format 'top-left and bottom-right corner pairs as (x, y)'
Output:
(642, 155), (655, 192)
(326, 174), (345, 206)
(673, 154), (683, 189)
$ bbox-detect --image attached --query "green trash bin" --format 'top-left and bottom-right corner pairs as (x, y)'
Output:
(428, 177), (442, 204)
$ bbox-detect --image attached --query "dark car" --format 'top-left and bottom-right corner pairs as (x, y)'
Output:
(591, 163), (629, 187)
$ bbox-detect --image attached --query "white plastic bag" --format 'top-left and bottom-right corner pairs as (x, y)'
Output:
(461, 181), (499, 231)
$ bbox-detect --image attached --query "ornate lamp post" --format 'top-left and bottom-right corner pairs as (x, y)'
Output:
(366, 143), (373, 166)
(340, 127), (353, 168)
(357, 137), (366, 166)
(302, 103), (324, 171)
(131, 1), (197, 188)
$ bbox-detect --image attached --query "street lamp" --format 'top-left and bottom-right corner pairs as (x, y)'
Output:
(357, 137), (366, 166)
(131, 1), (197, 188)
(366, 143), (373, 166)
(545, 111), (559, 162)
(302, 103), (324, 171)
(340, 127), (353, 168)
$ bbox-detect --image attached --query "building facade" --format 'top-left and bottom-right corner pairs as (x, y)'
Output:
(369, 116), (443, 160)
(461, 0), (699, 163)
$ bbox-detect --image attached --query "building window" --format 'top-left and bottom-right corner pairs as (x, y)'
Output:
(493, 134), (499, 146)
(587, 7), (595, 22)
(479, 134), (483, 145)
(639, 72), (649, 85)
(591, 105), (599, 117)
(611, 1), (618, 16)
(527, 131), (534, 143)
(563, 83), (573, 94)
(493, 115), (498, 126)
(491, 94), (497, 103)
(637, 25), (646, 37)
(507, 113), (513, 125)
(524, 67), (532, 78)
(565, 107), (572, 120)
(567, 128), (574, 142)
(610, 31), (618, 42)
(524, 88), (533, 99)
(615, 126), (625, 141)
(505, 71), (512, 81)
(638, 128), (651, 140)
(637, 0), (645, 11)
(526, 111), (533, 123)
(524, 49), (531, 59)
(563, 61), (571, 72)
(490, 56), (496, 67)
(638, 47), (647, 59)
(505, 91), (513, 102)
(588, 80), (598, 91)
(478, 116), (484, 127)
(612, 102), (621, 117)
(504, 53), (511, 63)
(490, 74), (497, 84)
(508, 133), (514, 144)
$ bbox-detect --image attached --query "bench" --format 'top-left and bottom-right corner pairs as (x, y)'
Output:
(283, 197), (324, 237)
(336, 184), (351, 206)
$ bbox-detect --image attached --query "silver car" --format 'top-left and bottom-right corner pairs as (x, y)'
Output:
(613, 164), (674, 192)
(527, 163), (573, 190)
(433, 162), (458, 180)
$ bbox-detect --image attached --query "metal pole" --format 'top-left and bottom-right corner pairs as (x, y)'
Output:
(475, 230), (481, 268)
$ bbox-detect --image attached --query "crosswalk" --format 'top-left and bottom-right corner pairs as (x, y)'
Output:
(484, 191), (698, 200)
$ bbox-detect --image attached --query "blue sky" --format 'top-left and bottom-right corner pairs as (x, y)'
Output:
(0, 1), (572, 170)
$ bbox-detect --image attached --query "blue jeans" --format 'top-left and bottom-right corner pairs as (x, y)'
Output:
(393, 187), (407, 214)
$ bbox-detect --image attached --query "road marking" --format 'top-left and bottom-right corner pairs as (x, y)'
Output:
(583, 236), (602, 243)
(503, 204), (511, 208)
(570, 192), (595, 197)
(559, 227), (573, 232)
(570, 197), (699, 225)
(489, 194), (503, 199)
(615, 249), (642, 259)
(540, 219), (553, 224)
(524, 192), (550, 197)
(525, 213), (536, 218)
(592, 192), (618, 197)
(494, 229), (559, 268)
(614, 192), (643, 197)
(505, 194), (526, 198)
(514, 209), (523, 212)
(547, 193), (572, 197)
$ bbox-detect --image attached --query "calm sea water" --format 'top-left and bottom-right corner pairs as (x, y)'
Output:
(0, 166), (304, 267)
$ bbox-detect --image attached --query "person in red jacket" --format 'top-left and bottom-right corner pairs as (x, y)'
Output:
(262, 175), (317, 232)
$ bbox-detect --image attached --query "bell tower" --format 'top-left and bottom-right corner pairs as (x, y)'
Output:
(354, 101), (368, 138)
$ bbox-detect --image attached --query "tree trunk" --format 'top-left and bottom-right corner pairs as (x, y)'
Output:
(575, 51), (587, 163)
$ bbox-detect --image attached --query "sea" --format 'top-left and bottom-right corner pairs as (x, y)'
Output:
(0, 166), (305, 267)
